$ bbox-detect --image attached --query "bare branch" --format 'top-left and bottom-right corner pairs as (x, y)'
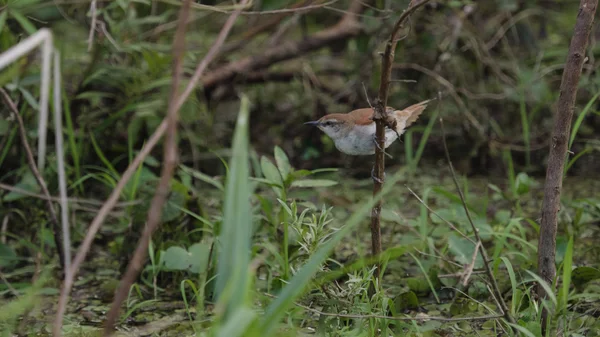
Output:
(538, 0), (597, 328)
(200, 0), (367, 89)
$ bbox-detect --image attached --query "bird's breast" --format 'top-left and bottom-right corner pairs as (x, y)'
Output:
(333, 124), (399, 155)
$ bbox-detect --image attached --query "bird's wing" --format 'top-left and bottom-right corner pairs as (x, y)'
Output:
(395, 99), (432, 128)
(348, 108), (376, 125)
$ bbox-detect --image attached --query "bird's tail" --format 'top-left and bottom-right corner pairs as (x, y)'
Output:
(395, 98), (433, 128)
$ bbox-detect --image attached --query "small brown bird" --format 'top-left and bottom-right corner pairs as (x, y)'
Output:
(305, 99), (431, 156)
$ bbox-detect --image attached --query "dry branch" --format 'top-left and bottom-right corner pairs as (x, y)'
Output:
(370, 0), (430, 281)
(102, 0), (191, 333)
(537, 0), (597, 326)
(200, 0), (366, 89)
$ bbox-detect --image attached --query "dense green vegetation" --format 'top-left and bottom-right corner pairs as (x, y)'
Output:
(1, 0), (599, 336)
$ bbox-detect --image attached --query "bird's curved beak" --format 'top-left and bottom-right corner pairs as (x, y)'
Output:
(304, 121), (320, 126)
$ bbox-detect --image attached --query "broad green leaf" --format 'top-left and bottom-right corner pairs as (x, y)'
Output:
(3, 171), (40, 201)
(274, 146), (291, 182)
(448, 234), (483, 268)
(260, 156), (282, 186)
(159, 246), (190, 271)
(572, 266), (600, 288)
(394, 291), (419, 311)
(159, 243), (210, 274)
(215, 95), (252, 319)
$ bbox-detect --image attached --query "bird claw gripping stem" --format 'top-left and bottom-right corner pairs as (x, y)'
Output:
(372, 134), (393, 159)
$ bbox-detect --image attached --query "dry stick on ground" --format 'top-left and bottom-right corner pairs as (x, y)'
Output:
(370, 0), (430, 281)
(102, 0), (191, 333)
(439, 118), (516, 326)
(538, 0), (597, 328)
(51, 1), (250, 334)
(0, 88), (65, 270)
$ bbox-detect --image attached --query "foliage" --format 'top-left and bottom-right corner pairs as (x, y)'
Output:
(1, 0), (600, 336)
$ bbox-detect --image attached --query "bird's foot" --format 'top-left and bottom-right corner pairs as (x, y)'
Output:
(372, 134), (393, 159)
(371, 166), (386, 184)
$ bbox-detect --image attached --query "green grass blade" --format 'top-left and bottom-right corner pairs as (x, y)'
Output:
(559, 236), (573, 313)
(214, 95), (252, 318)
(500, 257), (517, 315)
(412, 109), (438, 170)
(569, 92), (599, 149)
(89, 130), (118, 176)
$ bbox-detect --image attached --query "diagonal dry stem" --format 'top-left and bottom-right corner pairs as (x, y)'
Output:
(439, 117), (516, 326)
(52, 1), (250, 334)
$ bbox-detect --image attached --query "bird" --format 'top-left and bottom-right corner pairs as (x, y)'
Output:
(304, 99), (431, 156)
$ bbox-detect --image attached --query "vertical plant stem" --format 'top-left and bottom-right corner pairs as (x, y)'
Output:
(538, 0), (597, 328)
(371, 0), (430, 283)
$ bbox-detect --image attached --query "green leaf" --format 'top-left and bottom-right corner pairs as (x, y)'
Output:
(274, 146), (291, 183)
(572, 266), (600, 288)
(407, 277), (430, 296)
(260, 156), (282, 186)
(215, 95), (253, 319)
(9, 9), (37, 35)
(448, 234), (483, 268)
(394, 291), (419, 311)
(291, 179), (338, 188)
(3, 171), (40, 201)
(515, 172), (534, 196)
(159, 246), (190, 271)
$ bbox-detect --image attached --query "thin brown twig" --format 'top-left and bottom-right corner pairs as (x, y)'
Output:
(52, 0), (250, 334)
(439, 117), (516, 326)
(370, 0), (431, 284)
(0, 182), (138, 207)
(102, 0), (192, 333)
(200, 0), (366, 90)
(0, 88), (65, 270)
